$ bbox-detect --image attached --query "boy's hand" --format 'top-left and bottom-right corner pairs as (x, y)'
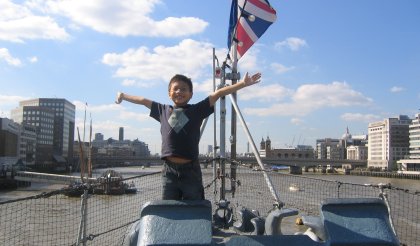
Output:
(243, 72), (261, 86)
(115, 92), (123, 104)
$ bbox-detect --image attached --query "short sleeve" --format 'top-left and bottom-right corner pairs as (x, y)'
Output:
(149, 101), (161, 122)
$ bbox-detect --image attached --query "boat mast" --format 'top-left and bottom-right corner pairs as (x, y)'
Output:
(88, 116), (92, 178)
(77, 127), (86, 182)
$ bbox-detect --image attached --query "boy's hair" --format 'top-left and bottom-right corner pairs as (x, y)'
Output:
(168, 74), (193, 92)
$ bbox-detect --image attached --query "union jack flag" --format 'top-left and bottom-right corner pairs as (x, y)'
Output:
(228, 0), (277, 60)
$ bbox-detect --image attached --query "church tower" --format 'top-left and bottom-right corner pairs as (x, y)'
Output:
(266, 136), (271, 150)
(260, 137), (265, 150)
(265, 136), (271, 157)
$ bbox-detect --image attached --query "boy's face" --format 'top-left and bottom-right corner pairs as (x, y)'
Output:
(168, 80), (192, 107)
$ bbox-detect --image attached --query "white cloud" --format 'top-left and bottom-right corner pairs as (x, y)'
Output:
(0, 1), (69, 43)
(29, 0), (207, 37)
(90, 104), (123, 113)
(73, 100), (122, 114)
(194, 76), (294, 103)
(118, 111), (149, 122)
(0, 48), (22, 66)
(0, 94), (29, 107)
(291, 118), (303, 125)
(244, 81), (373, 116)
(270, 62), (295, 74)
(340, 113), (381, 122)
(122, 79), (163, 88)
(194, 78), (215, 94)
(1, 0), (207, 42)
(292, 82), (372, 107)
(390, 86), (404, 93)
(102, 39), (216, 84)
(240, 84), (292, 102)
(122, 79), (136, 87)
(237, 48), (259, 71)
(28, 56), (38, 63)
(275, 37), (307, 51)
(0, 94), (30, 118)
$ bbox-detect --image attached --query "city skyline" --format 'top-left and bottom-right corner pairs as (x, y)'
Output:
(1, 1), (420, 155)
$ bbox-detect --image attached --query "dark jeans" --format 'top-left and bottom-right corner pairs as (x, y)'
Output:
(162, 159), (204, 200)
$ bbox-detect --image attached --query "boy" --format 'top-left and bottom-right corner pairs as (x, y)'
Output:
(115, 72), (261, 200)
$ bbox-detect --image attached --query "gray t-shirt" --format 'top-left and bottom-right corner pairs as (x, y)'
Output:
(150, 97), (214, 160)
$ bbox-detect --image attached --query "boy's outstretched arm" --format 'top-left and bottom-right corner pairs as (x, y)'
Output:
(115, 92), (153, 109)
(209, 72), (261, 106)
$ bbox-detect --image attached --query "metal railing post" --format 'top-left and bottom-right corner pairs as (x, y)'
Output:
(76, 189), (88, 245)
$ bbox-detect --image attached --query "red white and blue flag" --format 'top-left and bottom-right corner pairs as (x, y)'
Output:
(228, 0), (277, 60)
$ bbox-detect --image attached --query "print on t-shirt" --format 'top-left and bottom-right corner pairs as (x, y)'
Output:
(168, 108), (189, 133)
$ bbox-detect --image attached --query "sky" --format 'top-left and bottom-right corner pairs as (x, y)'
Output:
(1, 0), (420, 155)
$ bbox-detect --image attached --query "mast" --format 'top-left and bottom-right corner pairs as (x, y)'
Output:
(88, 117), (92, 178)
(77, 127), (86, 182)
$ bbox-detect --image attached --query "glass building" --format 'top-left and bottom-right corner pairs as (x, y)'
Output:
(11, 98), (75, 169)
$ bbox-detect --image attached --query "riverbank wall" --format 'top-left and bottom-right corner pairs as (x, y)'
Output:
(349, 170), (420, 180)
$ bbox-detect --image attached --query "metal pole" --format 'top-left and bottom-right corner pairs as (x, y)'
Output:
(228, 94), (282, 207)
(219, 63), (227, 201)
(77, 128), (85, 182)
(77, 189), (88, 245)
(230, 42), (238, 197)
(88, 117), (92, 178)
(199, 118), (208, 138)
(82, 190), (88, 246)
(83, 103), (87, 143)
(212, 48), (218, 196)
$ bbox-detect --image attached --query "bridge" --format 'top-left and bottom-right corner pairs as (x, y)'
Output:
(91, 156), (366, 169)
(236, 157), (367, 168)
(14, 157), (366, 184)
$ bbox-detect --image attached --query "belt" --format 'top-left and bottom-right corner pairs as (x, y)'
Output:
(164, 159), (197, 169)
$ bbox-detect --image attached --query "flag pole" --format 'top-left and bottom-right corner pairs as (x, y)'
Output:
(212, 48), (218, 197)
(219, 58), (227, 201)
(226, 0), (282, 206)
(226, 0), (242, 198)
(230, 29), (239, 198)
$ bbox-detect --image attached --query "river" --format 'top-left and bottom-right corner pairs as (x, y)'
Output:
(0, 166), (418, 245)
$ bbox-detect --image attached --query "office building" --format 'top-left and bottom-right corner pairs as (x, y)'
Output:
(397, 113), (420, 173)
(11, 98), (75, 169)
(368, 115), (411, 171)
(119, 127), (124, 141)
(0, 118), (37, 167)
(95, 133), (104, 141)
(315, 138), (343, 159)
(345, 133), (368, 161)
(0, 118), (19, 165)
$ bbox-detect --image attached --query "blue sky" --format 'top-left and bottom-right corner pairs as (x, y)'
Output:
(1, 0), (419, 155)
